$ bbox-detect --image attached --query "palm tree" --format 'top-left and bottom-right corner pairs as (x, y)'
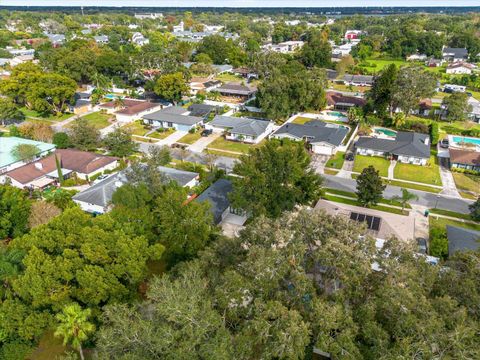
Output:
(55, 303), (95, 360)
(112, 97), (125, 110)
(392, 188), (419, 211)
(391, 112), (406, 128)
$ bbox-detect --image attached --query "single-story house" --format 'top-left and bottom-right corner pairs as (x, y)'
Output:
(263, 41), (304, 54)
(326, 91), (366, 111)
(342, 74), (374, 87)
(447, 225), (480, 257)
(188, 103), (221, 118)
(425, 58), (444, 67)
(325, 69), (338, 81)
(46, 33), (65, 46)
(0, 137), (56, 174)
(216, 83), (256, 102)
(233, 67), (258, 79)
(413, 99), (433, 117)
(73, 166), (199, 214)
(449, 148), (480, 171)
(2, 149), (118, 189)
(206, 115), (274, 144)
(446, 62), (477, 75)
(271, 120), (349, 155)
(142, 106), (203, 132)
(94, 35), (109, 44)
(442, 46), (468, 62)
(70, 92), (92, 115)
(355, 131), (430, 165)
(189, 77), (222, 95)
(98, 99), (163, 123)
(132, 32), (149, 46)
(196, 178), (246, 225)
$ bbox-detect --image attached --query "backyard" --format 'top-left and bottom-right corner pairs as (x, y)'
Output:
(20, 107), (74, 122)
(68, 112), (111, 130)
(353, 155), (390, 177)
(292, 116), (313, 125)
(393, 155), (441, 186)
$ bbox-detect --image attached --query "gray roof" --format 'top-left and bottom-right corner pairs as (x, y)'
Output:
(442, 47), (468, 58)
(343, 74), (374, 84)
(356, 131), (430, 159)
(210, 115), (271, 137)
(196, 178), (232, 224)
(143, 106), (203, 126)
(73, 166), (199, 209)
(212, 64), (233, 73)
(216, 83), (255, 96)
(273, 120), (348, 146)
(188, 103), (218, 117)
(46, 33), (65, 43)
(447, 225), (480, 256)
(94, 35), (109, 42)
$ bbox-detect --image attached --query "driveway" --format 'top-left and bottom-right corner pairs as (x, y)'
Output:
(311, 155), (329, 174)
(157, 130), (188, 146)
(438, 159), (461, 198)
(188, 133), (221, 153)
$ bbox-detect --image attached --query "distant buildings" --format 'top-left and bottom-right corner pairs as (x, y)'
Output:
(344, 30), (363, 40)
(215, 83), (257, 102)
(442, 46), (469, 62)
(446, 62), (477, 75)
(131, 32), (149, 46)
(134, 13), (163, 20)
(263, 41), (304, 54)
(45, 33), (65, 46)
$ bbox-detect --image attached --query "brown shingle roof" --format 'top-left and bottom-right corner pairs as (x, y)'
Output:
(326, 91), (366, 107)
(449, 149), (480, 167)
(5, 149), (118, 184)
(100, 99), (159, 115)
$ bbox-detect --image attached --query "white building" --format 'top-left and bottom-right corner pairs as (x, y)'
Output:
(446, 62), (477, 75)
(131, 32), (149, 46)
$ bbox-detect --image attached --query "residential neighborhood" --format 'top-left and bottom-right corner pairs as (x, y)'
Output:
(0, 4), (479, 360)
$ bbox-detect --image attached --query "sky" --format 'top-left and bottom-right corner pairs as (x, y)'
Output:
(2, 0), (480, 7)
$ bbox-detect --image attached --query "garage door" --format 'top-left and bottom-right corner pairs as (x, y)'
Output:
(312, 145), (333, 155)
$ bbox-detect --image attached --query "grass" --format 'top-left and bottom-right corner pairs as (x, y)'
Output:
(148, 129), (175, 140)
(324, 168), (339, 175)
(20, 107), (74, 122)
(429, 208), (474, 221)
(393, 155), (442, 186)
(325, 151), (345, 170)
(68, 112), (111, 130)
(324, 187), (412, 209)
(322, 194), (409, 216)
(122, 121), (149, 136)
(178, 131), (203, 144)
(208, 136), (262, 154)
(385, 179), (442, 193)
(361, 58), (410, 72)
(460, 191), (478, 200)
(214, 73), (244, 82)
(132, 135), (158, 143)
(429, 216), (480, 233)
(452, 172), (479, 195)
(205, 148), (242, 158)
(291, 116), (313, 125)
(29, 330), (68, 360)
(353, 155), (390, 177)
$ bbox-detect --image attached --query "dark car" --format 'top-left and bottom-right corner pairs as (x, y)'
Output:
(201, 129), (213, 137)
(417, 238), (428, 254)
(467, 92), (473, 97)
(345, 152), (355, 161)
(440, 138), (449, 148)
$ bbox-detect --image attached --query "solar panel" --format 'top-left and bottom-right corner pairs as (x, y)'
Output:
(349, 212), (381, 231)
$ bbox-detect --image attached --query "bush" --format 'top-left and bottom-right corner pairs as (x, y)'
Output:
(52, 132), (71, 148)
(430, 122), (439, 145)
(0, 341), (34, 360)
(188, 127), (196, 134)
(429, 228), (448, 259)
(451, 167), (480, 176)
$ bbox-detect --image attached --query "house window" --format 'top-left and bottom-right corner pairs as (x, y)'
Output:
(167, 122), (173, 128)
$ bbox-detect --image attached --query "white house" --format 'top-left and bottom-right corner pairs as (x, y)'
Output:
(446, 62), (477, 75)
(98, 99), (163, 123)
(131, 32), (149, 46)
(206, 115), (274, 144)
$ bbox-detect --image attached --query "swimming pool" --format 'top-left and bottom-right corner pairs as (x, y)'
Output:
(104, 93), (125, 100)
(375, 127), (397, 137)
(326, 111), (347, 118)
(452, 136), (480, 147)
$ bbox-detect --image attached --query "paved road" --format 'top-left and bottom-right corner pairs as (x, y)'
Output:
(323, 174), (473, 214)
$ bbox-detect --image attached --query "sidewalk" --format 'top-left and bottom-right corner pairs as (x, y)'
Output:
(387, 160), (396, 180)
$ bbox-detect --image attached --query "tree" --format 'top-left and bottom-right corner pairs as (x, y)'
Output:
(0, 98), (24, 126)
(55, 303), (95, 360)
(442, 92), (472, 122)
(18, 122), (54, 142)
(299, 30), (332, 68)
(391, 112), (406, 128)
(0, 185), (31, 240)
(230, 139), (323, 218)
(469, 197), (480, 222)
(103, 127), (138, 157)
(429, 227), (448, 259)
(335, 55), (355, 77)
(69, 118), (100, 151)
(10, 144), (40, 162)
(430, 122), (439, 145)
(153, 72), (189, 104)
(52, 132), (72, 149)
(356, 165), (386, 207)
(368, 64), (398, 117)
(392, 188), (418, 211)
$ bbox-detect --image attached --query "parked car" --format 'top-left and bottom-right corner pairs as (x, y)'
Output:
(93, 174), (109, 184)
(417, 238), (428, 254)
(345, 152), (355, 161)
(466, 92), (473, 97)
(440, 138), (449, 148)
(201, 129), (213, 137)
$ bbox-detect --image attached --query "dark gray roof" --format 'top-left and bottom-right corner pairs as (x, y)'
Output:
(273, 120), (348, 146)
(210, 115), (271, 137)
(356, 131), (430, 159)
(442, 47), (468, 58)
(325, 69), (338, 80)
(447, 225), (480, 256)
(143, 106), (203, 126)
(343, 74), (374, 84)
(216, 83), (256, 96)
(188, 104), (218, 117)
(196, 178), (232, 224)
(72, 166), (199, 208)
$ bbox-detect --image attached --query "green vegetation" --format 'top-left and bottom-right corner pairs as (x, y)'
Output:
(68, 112), (111, 130)
(122, 121), (150, 136)
(353, 155), (390, 177)
(394, 155), (441, 186)
(208, 136), (258, 154)
(452, 172), (479, 196)
(292, 116), (314, 124)
(429, 208), (474, 221)
(430, 216), (480, 232)
(20, 107), (73, 122)
(178, 131), (202, 145)
(385, 179), (442, 193)
(148, 129), (175, 140)
(325, 151), (345, 169)
(323, 193), (408, 216)
(325, 187), (411, 209)
(323, 168), (339, 175)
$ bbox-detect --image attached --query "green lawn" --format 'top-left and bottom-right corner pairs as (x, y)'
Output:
(330, 82), (368, 93)
(68, 112), (111, 130)
(324, 168), (339, 175)
(132, 135), (158, 143)
(178, 131), (202, 145)
(452, 172), (479, 196)
(122, 121), (149, 136)
(292, 116), (313, 125)
(322, 194), (408, 216)
(429, 216), (480, 233)
(393, 155), (441, 186)
(214, 73), (244, 83)
(325, 151), (345, 169)
(205, 148), (242, 158)
(324, 187), (411, 209)
(353, 155), (390, 177)
(20, 107), (74, 122)
(361, 58), (409, 72)
(148, 128), (175, 140)
(429, 208), (473, 221)
(385, 179), (442, 193)
(208, 136), (262, 154)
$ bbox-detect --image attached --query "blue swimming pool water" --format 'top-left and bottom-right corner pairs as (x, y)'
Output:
(452, 136), (480, 146)
(104, 93), (125, 100)
(327, 111), (347, 118)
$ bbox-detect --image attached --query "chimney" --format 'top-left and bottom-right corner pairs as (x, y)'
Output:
(34, 162), (43, 170)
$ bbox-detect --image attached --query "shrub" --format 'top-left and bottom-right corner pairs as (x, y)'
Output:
(429, 228), (448, 259)
(430, 122), (439, 145)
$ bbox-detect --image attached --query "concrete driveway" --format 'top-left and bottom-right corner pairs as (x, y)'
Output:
(311, 155), (329, 174)
(157, 130), (188, 146)
(438, 159), (461, 198)
(188, 133), (220, 153)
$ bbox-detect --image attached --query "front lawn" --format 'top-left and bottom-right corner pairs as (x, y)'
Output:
(325, 151), (345, 169)
(353, 155), (390, 177)
(178, 131), (202, 145)
(122, 120), (149, 136)
(208, 136), (262, 154)
(393, 155), (441, 186)
(68, 112), (111, 130)
(429, 216), (480, 233)
(452, 172), (479, 195)
(385, 179), (442, 193)
(148, 128), (175, 140)
(20, 107), (74, 122)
